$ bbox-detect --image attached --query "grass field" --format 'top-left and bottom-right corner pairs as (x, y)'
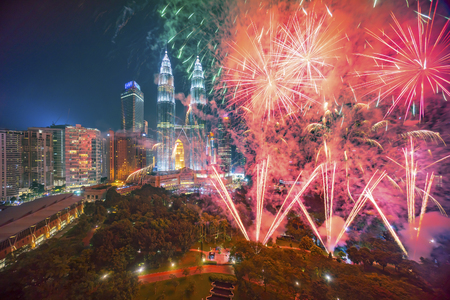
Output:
(141, 251), (202, 275)
(138, 273), (276, 300)
(137, 273), (214, 300)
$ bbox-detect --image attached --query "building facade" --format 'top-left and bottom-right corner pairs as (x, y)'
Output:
(218, 116), (232, 172)
(22, 129), (54, 189)
(106, 131), (148, 182)
(121, 81), (144, 133)
(0, 130), (22, 201)
(188, 56), (207, 171)
(174, 139), (185, 170)
(65, 124), (101, 189)
(157, 51), (176, 171)
(48, 125), (67, 186)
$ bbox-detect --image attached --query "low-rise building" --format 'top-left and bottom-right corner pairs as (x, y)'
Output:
(0, 194), (83, 268)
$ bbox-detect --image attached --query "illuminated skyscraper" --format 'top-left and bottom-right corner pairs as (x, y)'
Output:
(65, 124), (101, 189)
(22, 128), (53, 188)
(121, 81), (144, 133)
(174, 139), (185, 170)
(218, 116), (232, 172)
(0, 130), (21, 201)
(157, 51), (175, 171)
(188, 56), (207, 170)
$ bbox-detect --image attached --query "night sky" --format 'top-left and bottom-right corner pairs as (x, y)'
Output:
(0, 0), (190, 136)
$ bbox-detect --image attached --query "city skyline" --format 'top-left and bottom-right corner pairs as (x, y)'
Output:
(0, 0), (194, 133)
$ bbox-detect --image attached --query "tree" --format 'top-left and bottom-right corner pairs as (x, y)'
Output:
(359, 247), (374, 269)
(388, 252), (403, 271)
(182, 268), (190, 277)
(373, 250), (389, 271)
(286, 216), (313, 241)
(310, 280), (330, 300)
(347, 247), (362, 265)
(310, 245), (324, 256)
(299, 236), (314, 250)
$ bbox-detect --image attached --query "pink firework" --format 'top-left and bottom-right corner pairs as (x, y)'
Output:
(222, 8), (341, 121)
(356, 0), (450, 119)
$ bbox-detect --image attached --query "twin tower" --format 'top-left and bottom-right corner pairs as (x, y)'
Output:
(157, 50), (208, 172)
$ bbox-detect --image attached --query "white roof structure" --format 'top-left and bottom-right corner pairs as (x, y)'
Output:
(0, 194), (83, 242)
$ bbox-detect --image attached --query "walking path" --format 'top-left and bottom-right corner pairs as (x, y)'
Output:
(139, 265), (234, 283)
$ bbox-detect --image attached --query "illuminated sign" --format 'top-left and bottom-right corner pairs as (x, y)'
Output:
(125, 81), (141, 90)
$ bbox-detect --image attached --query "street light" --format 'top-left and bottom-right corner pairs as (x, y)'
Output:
(171, 263), (175, 267)
(325, 275), (331, 281)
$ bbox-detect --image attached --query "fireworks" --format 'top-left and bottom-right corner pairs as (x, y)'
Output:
(211, 165), (250, 241)
(277, 11), (343, 93)
(356, 1), (450, 119)
(222, 7), (342, 121)
(255, 157), (270, 242)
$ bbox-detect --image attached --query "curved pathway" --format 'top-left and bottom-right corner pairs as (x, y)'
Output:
(139, 265), (234, 283)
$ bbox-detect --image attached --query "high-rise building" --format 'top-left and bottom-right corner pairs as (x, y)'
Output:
(106, 130), (115, 181)
(218, 116), (232, 172)
(206, 132), (216, 165)
(157, 51), (176, 172)
(174, 139), (185, 170)
(188, 56), (207, 171)
(121, 81), (144, 133)
(100, 137), (107, 179)
(0, 130), (22, 201)
(48, 125), (68, 186)
(107, 131), (148, 182)
(22, 129), (54, 189)
(65, 124), (101, 189)
(144, 120), (148, 135)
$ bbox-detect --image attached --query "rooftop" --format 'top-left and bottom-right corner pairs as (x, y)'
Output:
(0, 194), (83, 242)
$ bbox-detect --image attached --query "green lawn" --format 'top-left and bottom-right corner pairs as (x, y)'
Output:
(142, 251), (202, 275)
(137, 273), (214, 300)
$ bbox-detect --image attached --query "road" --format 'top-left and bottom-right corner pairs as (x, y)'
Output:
(190, 248), (231, 265)
(138, 265), (234, 283)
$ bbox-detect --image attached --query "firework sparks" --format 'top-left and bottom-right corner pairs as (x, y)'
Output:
(334, 170), (387, 250)
(416, 173), (435, 241)
(223, 15), (319, 121)
(256, 156), (270, 242)
(322, 162), (337, 248)
(277, 10), (343, 92)
(365, 190), (409, 256)
(263, 165), (325, 249)
(355, 1), (450, 119)
(210, 166), (250, 240)
(387, 137), (449, 224)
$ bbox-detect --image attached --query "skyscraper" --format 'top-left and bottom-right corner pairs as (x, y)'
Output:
(0, 130), (21, 201)
(22, 129), (54, 189)
(65, 124), (101, 189)
(188, 56), (207, 170)
(218, 116), (232, 172)
(48, 125), (68, 186)
(121, 81), (144, 133)
(106, 131), (148, 182)
(157, 51), (176, 171)
(174, 139), (185, 170)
